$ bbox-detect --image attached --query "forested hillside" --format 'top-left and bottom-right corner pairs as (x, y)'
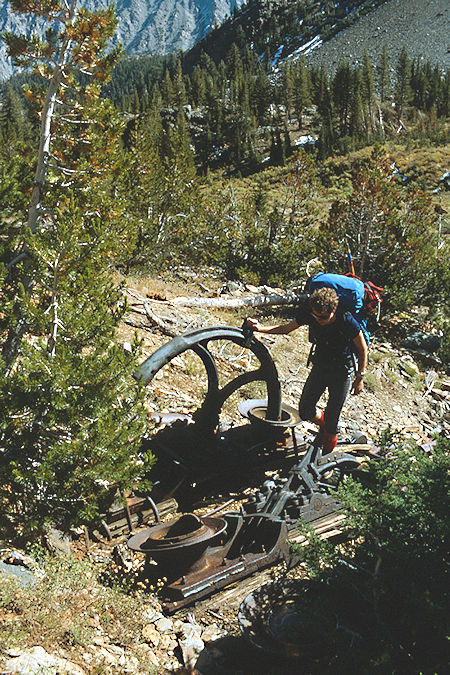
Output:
(0, 0), (448, 537)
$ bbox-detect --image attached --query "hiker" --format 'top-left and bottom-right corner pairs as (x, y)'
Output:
(245, 286), (368, 452)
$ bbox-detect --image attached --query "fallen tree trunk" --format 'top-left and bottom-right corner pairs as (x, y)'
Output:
(170, 292), (300, 308)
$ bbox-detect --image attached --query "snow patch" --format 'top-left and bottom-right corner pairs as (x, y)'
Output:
(294, 135), (317, 146)
(292, 35), (323, 58)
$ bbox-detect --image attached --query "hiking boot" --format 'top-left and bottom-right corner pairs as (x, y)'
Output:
(322, 431), (338, 453)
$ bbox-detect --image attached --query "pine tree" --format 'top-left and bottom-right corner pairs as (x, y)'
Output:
(362, 50), (376, 133)
(283, 63), (295, 121)
(0, 0), (150, 538)
(316, 68), (335, 159)
(191, 66), (207, 106)
(349, 68), (365, 141)
(395, 46), (412, 119)
(294, 56), (310, 129)
(173, 57), (187, 108)
(252, 67), (271, 125)
(0, 85), (33, 154)
(377, 45), (390, 103)
(333, 61), (352, 135)
(161, 68), (175, 106)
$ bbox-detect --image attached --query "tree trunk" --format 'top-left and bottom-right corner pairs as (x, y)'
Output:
(27, 0), (77, 234)
(170, 292), (300, 308)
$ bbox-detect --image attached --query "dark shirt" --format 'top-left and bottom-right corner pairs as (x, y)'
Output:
(295, 297), (361, 366)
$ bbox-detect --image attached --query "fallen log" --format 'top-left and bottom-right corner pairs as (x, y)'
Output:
(169, 292), (300, 308)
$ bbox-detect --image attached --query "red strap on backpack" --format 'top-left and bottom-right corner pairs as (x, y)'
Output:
(364, 281), (383, 314)
(344, 272), (383, 315)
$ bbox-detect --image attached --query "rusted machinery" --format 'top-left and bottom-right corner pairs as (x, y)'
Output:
(135, 323), (283, 428)
(129, 326), (367, 611)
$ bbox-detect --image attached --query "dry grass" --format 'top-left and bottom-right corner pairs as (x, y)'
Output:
(0, 552), (161, 673)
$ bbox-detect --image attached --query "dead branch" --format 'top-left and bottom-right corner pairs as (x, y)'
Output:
(143, 303), (177, 338)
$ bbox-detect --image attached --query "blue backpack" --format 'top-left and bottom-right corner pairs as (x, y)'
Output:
(308, 272), (372, 344)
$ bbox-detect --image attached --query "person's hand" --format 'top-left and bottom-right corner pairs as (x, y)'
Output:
(245, 317), (260, 331)
(351, 377), (364, 395)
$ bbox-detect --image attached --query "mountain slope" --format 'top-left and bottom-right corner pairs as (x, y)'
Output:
(300, 0), (450, 71)
(0, 0), (242, 80)
(185, 0), (449, 73)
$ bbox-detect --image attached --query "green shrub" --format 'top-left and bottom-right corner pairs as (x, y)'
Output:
(293, 431), (449, 671)
(362, 371), (378, 392)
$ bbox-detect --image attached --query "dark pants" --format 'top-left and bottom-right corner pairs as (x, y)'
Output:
(299, 360), (354, 434)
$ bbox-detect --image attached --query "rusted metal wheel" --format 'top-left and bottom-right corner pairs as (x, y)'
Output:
(135, 325), (282, 428)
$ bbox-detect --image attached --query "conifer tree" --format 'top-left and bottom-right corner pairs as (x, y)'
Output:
(333, 61), (352, 135)
(349, 68), (365, 141)
(0, 85), (33, 153)
(293, 56), (310, 129)
(0, 0), (150, 538)
(283, 63), (295, 121)
(362, 50), (376, 133)
(173, 57), (187, 108)
(377, 45), (390, 102)
(395, 46), (412, 119)
(161, 68), (175, 106)
(252, 67), (271, 125)
(191, 66), (207, 106)
(316, 70), (335, 158)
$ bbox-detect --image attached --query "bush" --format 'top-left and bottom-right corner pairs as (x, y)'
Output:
(294, 431), (450, 671)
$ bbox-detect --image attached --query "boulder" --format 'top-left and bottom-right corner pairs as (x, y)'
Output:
(179, 635), (204, 670)
(2, 646), (85, 674)
(142, 623), (160, 648)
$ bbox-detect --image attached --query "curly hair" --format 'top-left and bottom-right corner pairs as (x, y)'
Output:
(309, 287), (339, 314)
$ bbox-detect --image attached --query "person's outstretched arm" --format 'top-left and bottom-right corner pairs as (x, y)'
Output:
(245, 317), (300, 335)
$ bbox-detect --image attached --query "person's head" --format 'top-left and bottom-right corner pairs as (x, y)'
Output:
(309, 287), (338, 325)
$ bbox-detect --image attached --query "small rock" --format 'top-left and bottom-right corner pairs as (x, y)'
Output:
(245, 283), (259, 293)
(179, 635), (204, 670)
(138, 646), (159, 667)
(172, 618), (184, 634)
(4, 649), (22, 658)
(44, 527), (72, 557)
(158, 634), (177, 652)
(91, 635), (106, 647)
(142, 606), (163, 623)
(178, 622), (202, 640)
(123, 654), (139, 671)
(104, 644), (125, 662)
(4, 551), (36, 569)
(93, 647), (117, 667)
(200, 623), (227, 643)
(142, 623), (160, 648)
(0, 561), (36, 588)
(155, 616), (173, 633)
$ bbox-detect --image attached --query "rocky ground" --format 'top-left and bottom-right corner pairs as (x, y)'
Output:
(122, 270), (447, 441)
(1, 271), (448, 675)
(304, 0), (450, 72)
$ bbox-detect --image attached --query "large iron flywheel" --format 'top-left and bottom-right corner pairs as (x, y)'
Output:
(135, 325), (282, 428)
